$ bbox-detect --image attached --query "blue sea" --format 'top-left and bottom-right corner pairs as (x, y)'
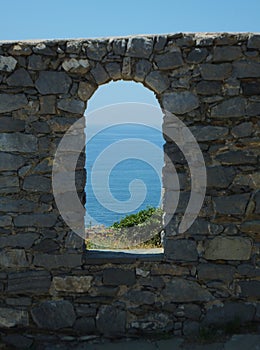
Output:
(85, 123), (164, 227)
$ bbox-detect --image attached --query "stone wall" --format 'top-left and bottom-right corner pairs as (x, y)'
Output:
(0, 33), (259, 343)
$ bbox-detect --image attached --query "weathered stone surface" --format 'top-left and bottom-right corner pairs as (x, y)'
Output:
(35, 71), (72, 94)
(183, 304), (201, 320)
(85, 40), (107, 60)
(33, 238), (59, 252)
(190, 125), (228, 141)
(246, 101), (260, 116)
(196, 81), (222, 95)
(162, 91), (199, 114)
(112, 39), (127, 55)
(248, 34), (260, 48)
(91, 63), (110, 84)
(134, 59), (152, 81)
(14, 214), (57, 227)
(28, 54), (49, 70)
(200, 63), (232, 80)
(0, 132), (37, 152)
(211, 97), (246, 118)
(213, 193), (250, 215)
(241, 79), (260, 95)
(0, 232), (38, 249)
(0, 198), (35, 212)
(233, 173), (260, 190)
(103, 268), (136, 285)
(125, 290), (156, 305)
(151, 263), (189, 276)
(154, 50), (183, 70)
(105, 62), (121, 80)
(39, 95), (56, 114)
(0, 153), (25, 171)
(207, 166), (235, 188)
(233, 61), (260, 78)
(23, 175), (51, 192)
(145, 71), (170, 94)
(163, 278), (213, 302)
(9, 44), (32, 56)
(0, 175), (19, 193)
(239, 280), (260, 298)
(231, 122), (253, 137)
(240, 220), (260, 234)
(78, 81), (96, 101)
(0, 249), (29, 268)
(198, 263), (235, 282)
(74, 317), (96, 334)
(7, 270), (51, 294)
(186, 48), (208, 63)
(126, 37), (153, 58)
(216, 150), (257, 165)
(33, 253), (82, 269)
(204, 236), (252, 260)
(62, 58), (90, 74)
(31, 300), (76, 329)
(6, 68), (33, 86)
(213, 46), (242, 62)
(96, 305), (126, 335)
(0, 55), (17, 72)
(0, 93), (28, 113)
(0, 116), (25, 132)
(57, 98), (85, 114)
(202, 302), (255, 326)
(0, 215), (12, 227)
(0, 307), (29, 328)
(52, 276), (93, 293)
(164, 239), (198, 261)
(33, 43), (55, 56)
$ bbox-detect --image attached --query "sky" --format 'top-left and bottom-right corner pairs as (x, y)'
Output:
(1, 0), (259, 109)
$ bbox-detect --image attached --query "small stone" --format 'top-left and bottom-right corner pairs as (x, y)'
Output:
(0, 215), (12, 227)
(52, 276), (93, 293)
(66, 41), (82, 54)
(0, 55), (17, 72)
(57, 98), (85, 114)
(0, 249), (29, 268)
(207, 166), (235, 188)
(0, 116), (25, 132)
(103, 268), (136, 285)
(96, 305), (126, 336)
(126, 37), (153, 58)
(112, 39), (127, 55)
(0, 153), (25, 171)
(91, 63), (110, 84)
(248, 34), (260, 48)
(85, 40), (107, 60)
(105, 62), (121, 80)
(0, 232), (37, 249)
(162, 91), (199, 114)
(240, 220), (260, 234)
(0, 93), (28, 113)
(28, 54), (49, 70)
(196, 81), (222, 95)
(238, 281), (260, 298)
(122, 56), (132, 78)
(164, 239), (198, 261)
(246, 101), (260, 116)
(0, 175), (19, 193)
(190, 125), (228, 141)
(33, 43), (55, 56)
(0, 307), (29, 328)
(9, 44), (32, 56)
(0, 133), (37, 153)
(241, 79), (260, 95)
(78, 81), (96, 101)
(231, 122), (253, 137)
(39, 95), (56, 114)
(216, 150), (257, 165)
(183, 321), (199, 336)
(33, 253), (82, 269)
(31, 300), (76, 330)
(14, 214), (57, 227)
(213, 46), (242, 62)
(198, 263), (235, 282)
(7, 270), (51, 294)
(23, 175), (51, 192)
(62, 58), (90, 74)
(145, 71), (170, 94)
(233, 61), (260, 78)
(134, 59), (152, 82)
(154, 50), (183, 70)
(74, 317), (96, 334)
(2, 334), (33, 349)
(6, 68), (33, 86)
(0, 198), (35, 212)
(126, 290), (155, 305)
(211, 97), (246, 118)
(200, 63), (232, 80)
(213, 193), (250, 215)
(35, 71), (72, 94)
(204, 236), (252, 260)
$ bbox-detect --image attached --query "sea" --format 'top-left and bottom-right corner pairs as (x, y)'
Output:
(85, 123), (165, 227)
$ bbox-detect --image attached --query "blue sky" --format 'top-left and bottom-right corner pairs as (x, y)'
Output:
(1, 0), (259, 110)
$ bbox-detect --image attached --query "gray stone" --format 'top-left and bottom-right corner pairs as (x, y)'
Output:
(0, 55), (17, 72)
(224, 334), (260, 350)
(126, 37), (153, 58)
(0, 153), (25, 171)
(33, 43), (55, 56)
(0, 116), (25, 132)
(134, 59), (152, 82)
(241, 79), (260, 95)
(112, 39), (127, 55)
(231, 122), (253, 137)
(207, 166), (235, 188)
(213, 193), (250, 215)
(0, 132), (37, 152)
(57, 98), (85, 114)
(91, 63), (110, 84)
(105, 62), (121, 80)
(200, 63), (232, 80)
(240, 220), (260, 234)
(7, 270), (51, 294)
(239, 280), (260, 298)
(233, 173), (260, 190)
(125, 290), (155, 305)
(39, 95), (56, 114)
(216, 150), (257, 165)
(162, 278), (213, 302)
(186, 48), (208, 63)
(145, 71), (170, 94)
(85, 40), (107, 60)
(154, 51), (183, 70)
(213, 46), (242, 62)
(0, 175), (19, 193)
(28, 54), (49, 70)
(237, 264), (260, 277)
(162, 91), (199, 114)
(164, 239), (198, 261)
(78, 81), (96, 101)
(233, 61), (260, 78)
(0, 249), (29, 268)
(31, 300), (76, 330)
(0, 198), (36, 212)
(204, 236), (252, 260)
(14, 213), (57, 227)
(246, 101), (260, 116)
(103, 268), (136, 285)
(35, 71), (72, 94)
(6, 68), (33, 86)
(183, 304), (201, 320)
(23, 175), (51, 192)
(74, 317), (96, 334)
(0, 215), (12, 227)
(196, 81), (222, 95)
(211, 97), (246, 118)
(190, 125), (228, 141)
(0, 93), (28, 113)
(2, 334), (33, 349)
(0, 232), (38, 249)
(33, 238), (59, 252)
(0, 307), (29, 328)
(33, 253), (82, 269)
(62, 58), (90, 74)
(248, 34), (260, 48)
(202, 302), (255, 326)
(52, 276), (93, 293)
(198, 264), (235, 282)
(96, 305), (126, 336)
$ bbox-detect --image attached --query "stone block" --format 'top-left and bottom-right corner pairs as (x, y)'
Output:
(0, 198), (36, 212)
(126, 37), (153, 58)
(186, 48), (208, 63)
(213, 46), (242, 62)
(0, 116), (25, 132)
(246, 101), (260, 116)
(57, 98), (85, 114)
(31, 300), (76, 329)
(233, 61), (260, 78)
(204, 236), (252, 260)
(78, 81), (96, 101)
(0, 153), (25, 171)
(91, 63), (110, 85)
(62, 58), (90, 74)
(190, 125), (228, 141)
(164, 239), (198, 261)
(2, 335), (33, 349)
(14, 214), (57, 227)
(211, 97), (246, 118)
(134, 59), (152, 81)
(0, 93), (28, 113)
(105, 62), (121, 80)
(125, 290), (156, 305)
(0, 232), (38, 249)
(35, 71), (72, 94)
(248, 34), (260, 48)
(145, 71), (170, 94)
(196, 80), (222, 95)
(207, 166), (235, 188)
(23, 175), (51, 192)
(74, 317), (96, 334)
(231, 122), (253, 137)
(39, 95), (56, 114)
(0, 307), (29, 328)
(0, 215), (12, 227)
(198, 263), (235, 282)
(162, 91), (199, 114)
(200, 63), (232, 80)
(0, 55), (17, 72)
(85, 40), (107, 60)
(154, 50), (183, 70)
(0, 249), (29, 268)
(0, 175), (19, 193)
(240, 220), (260, 234)
(6, 68), (33, 86)
(33, 253), (82, 269)
(213, 193), (250, 215)
(241, 79), (260, 96)
(216, 150), (257, 165)
(96, 305), (126, 336)
(239, 280), (260, 298)
(52, 276), (93, 293)
(7, 270), (51, 294)
(0, 133), (37, 152)
(103, 268), (136, 285)
(28, 54), (49, 70)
